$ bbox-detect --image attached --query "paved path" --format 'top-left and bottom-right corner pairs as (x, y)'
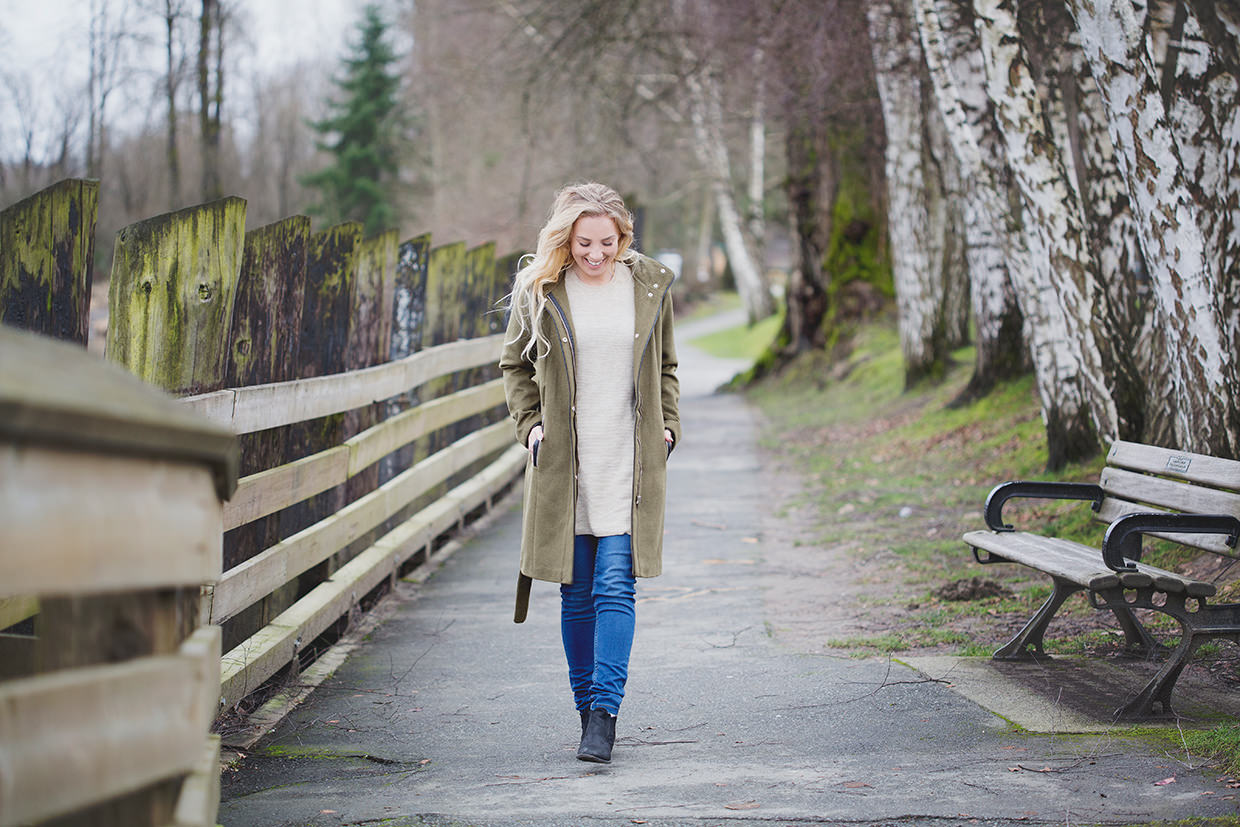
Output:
(220, 312), (1232, 826)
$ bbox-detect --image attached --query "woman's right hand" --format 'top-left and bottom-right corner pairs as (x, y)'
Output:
(527, 424), (544, 452)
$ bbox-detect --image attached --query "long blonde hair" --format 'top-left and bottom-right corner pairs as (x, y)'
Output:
(507, 182), (637, 360)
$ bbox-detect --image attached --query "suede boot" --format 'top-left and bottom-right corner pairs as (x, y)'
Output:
(580, 710), (589, 739)
(576, 707), (616, 763)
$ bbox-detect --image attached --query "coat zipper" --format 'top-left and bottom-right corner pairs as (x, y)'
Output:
(547, 294), (579, 508)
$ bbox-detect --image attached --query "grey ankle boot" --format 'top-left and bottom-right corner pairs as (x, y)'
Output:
(579, 710), (589, 739)
(576, 707), (616, 763)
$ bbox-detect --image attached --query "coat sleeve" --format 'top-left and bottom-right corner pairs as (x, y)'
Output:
(499, 307), (542, 448)
(660, 289), (681, 450)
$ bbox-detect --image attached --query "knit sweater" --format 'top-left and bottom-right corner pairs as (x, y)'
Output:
(564, 262), (636, 536)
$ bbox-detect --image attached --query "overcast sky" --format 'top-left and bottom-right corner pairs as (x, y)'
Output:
(0, 0), (395, 162)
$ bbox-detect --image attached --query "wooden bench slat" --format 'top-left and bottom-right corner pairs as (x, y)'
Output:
(1108, 440), (1240, 491)
(964, 530), (1216, 596)
(1101, 467), (1240, 519)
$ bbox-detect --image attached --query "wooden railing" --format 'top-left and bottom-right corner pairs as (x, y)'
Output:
(184, 336), (524, 709)
(1, 325), (234, 827)
(0, 179), (525, 824)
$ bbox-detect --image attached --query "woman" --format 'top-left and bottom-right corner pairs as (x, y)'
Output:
(500, 182), (680, 764)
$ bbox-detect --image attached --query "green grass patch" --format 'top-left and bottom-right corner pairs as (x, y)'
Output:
(679, 289), (742, 322)
(689, 309), (785, 361)
(1182, 726), (1240, 776)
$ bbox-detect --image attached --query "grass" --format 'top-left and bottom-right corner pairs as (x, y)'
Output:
(740, 309), (1238, 661)
(689, 307), (785, 361)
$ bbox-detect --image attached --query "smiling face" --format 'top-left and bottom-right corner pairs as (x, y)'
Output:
(569, 213), (620, 283)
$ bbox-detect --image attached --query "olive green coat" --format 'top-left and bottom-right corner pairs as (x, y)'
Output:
(500, 254), (681, 622)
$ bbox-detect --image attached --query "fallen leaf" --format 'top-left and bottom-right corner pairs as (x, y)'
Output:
(1008, 767), (1020, 773)
(1154, 776), (1176, 786)
(741, 537), (759, 543)
(320, 810), (337, 814)
(844, 781), (872, 789)
(724, 801), (760, 810)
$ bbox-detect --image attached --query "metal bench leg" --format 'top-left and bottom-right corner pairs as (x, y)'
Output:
(1109, 606), (1161, 658)
(1115, 631), (1201, 719)
(994, 576), (1080, 661)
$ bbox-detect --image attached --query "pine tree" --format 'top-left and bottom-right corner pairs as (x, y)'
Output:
(303, 5), (403, 235)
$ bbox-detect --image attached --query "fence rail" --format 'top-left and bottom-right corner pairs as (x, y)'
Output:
(0, 179), (523, 826)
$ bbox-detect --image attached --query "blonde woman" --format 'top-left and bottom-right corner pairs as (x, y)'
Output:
(500, 182), (680, 763)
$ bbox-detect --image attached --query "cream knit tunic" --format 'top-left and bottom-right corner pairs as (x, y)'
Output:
(565, 262), (636, 536)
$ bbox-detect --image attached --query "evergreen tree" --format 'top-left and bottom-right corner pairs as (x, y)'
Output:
(303, 5), (403, 235)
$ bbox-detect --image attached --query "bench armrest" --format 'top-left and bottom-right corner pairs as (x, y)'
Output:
(983, 481), (1104, 532)
(1101, 512), (1240, 572)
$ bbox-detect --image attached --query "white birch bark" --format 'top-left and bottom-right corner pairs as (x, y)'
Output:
(748, 45), (767, 261)
(1070, 0), (1240, 456)
(1161, 3), (1240, 346)
(974, 0), (1124, 454)
(868, 0), (952, 384)
(916, 0), (1027, 398)
(684, 65), (773, 323)
(1065, 26), (1166, 441)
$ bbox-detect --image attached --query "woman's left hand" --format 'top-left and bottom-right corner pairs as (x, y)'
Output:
(664, 429), (674, 447)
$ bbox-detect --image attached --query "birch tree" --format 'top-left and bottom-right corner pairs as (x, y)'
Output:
(973, 0), (1154, 463)
(868, 0), (957, 385)
(1069, 0), (1240, 456)
(914, 0), (1025, 402)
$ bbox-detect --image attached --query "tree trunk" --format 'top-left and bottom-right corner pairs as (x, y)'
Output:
(921, 62), (970, 350)
(685, 66), (773, 322)
(1070, 0), (1240, 457)
(974, 0), (1147, 464)
(915, 0), (1025, 403)
(165, 0), (181, 206)
(1161, 2), (1240, 349)
(781, 115), (834, 354)
(748, 45), (767, 263)
(198, 0), (221, 201)
(867, 0), (953, 386)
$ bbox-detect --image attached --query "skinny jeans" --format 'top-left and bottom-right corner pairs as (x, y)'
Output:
(560, 534), (636, 715)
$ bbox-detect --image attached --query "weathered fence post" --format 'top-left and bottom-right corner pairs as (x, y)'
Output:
(344, 230), (398, 508)
(280, 222), (361, 626)
(381, 233), (430, 485)
(0, 178), (99, 344)
(105, 197), (246, 394)
(219, 216), (311, 652)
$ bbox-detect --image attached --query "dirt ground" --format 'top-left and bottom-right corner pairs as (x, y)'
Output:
(744, 360), (1240, 694)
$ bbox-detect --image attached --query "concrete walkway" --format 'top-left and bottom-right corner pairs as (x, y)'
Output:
(219, 312), (1234, 826)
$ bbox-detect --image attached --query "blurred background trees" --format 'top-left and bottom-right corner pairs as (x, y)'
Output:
(2, 0), (1237, 462)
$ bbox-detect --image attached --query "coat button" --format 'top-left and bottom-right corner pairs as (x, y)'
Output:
(634, 333), (639, 338)
(660, 268), (666, 274)
(653, 283), (659, 287)
(647, 292), (653, 297)
(561, 336), (567, 342)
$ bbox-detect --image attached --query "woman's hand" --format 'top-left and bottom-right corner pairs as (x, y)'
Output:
(528, 424), (545, 452)
(664, 429), (674, 448)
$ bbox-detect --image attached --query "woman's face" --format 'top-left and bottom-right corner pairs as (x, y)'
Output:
(570, 214), (620, 282)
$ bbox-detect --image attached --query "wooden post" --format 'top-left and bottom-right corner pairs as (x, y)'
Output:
(0, 178), (99, 344)
(39, 196), (242, 827)
(105, 197), (246, 395)
(281, 222), (361, 607)
(220, 216), (310, 653)
(380, 233), (430, 488)
(342, 230), (398, 558)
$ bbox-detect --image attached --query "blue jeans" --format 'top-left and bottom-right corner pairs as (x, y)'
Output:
(560, 534), (636, 715)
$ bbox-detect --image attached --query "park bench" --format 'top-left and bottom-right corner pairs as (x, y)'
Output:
(963, 440), (1240, 719)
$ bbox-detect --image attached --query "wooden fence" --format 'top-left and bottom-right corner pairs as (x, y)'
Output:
(0, 179), (525, 825)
